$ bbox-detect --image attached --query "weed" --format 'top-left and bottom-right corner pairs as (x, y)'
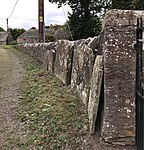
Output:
(2, 45), (12, 49)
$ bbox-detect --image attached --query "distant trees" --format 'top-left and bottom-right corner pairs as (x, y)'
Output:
(0, 27), (5, 32)
(30, 27), (36, 29)
(9, 28), (26, 41)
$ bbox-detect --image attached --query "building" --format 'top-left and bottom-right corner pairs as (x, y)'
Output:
(17, 29), (39, 44)
(17, 28), (69, 44)
(0, 32), (8, 44)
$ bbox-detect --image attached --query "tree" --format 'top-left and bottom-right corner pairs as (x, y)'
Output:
(49, 0), (106, 40)
(133, 0), (144, 10)
(0, 27), (5, 32)
(68, 12), (101, 40)
(30, 27), (36, 29)
(111, 0), (144, 10)
(9, 28), (26, 41)
(111, 0), (134, 9)
(49, 0), (144, 40)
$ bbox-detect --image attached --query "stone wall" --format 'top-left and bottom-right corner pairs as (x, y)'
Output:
(16, 37), (102, 140)
(15, 9), (144, 147)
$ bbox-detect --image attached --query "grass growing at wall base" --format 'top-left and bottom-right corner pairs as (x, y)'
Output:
(5, 46), (89, 149)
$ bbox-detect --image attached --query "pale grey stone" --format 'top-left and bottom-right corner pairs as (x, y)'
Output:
(88, 55), (103, 135)
(71, 43), (95, 106)
(54, 40), (74, 85)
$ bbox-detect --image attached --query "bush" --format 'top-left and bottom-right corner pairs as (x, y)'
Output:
(45, 34), (55, 42)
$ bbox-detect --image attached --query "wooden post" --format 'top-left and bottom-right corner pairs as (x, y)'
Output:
(38, 0), (44, 42)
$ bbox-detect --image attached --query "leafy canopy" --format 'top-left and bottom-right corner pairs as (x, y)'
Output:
(9, 28), (26, 41)
(111, 0), (144, 10)
(48, 0), (107, 40)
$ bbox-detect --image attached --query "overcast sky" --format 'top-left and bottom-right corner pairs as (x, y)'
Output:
(0, 0), (71, 30)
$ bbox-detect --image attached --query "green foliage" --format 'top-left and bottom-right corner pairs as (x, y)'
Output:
(68, 13), (101, 40)
(0, 27), (5, 32)
(45, 34), (55, 42)
(2, 45), (11, 49)
(30, 27), (36, 29)
(48, 0), (106, 40)
(111, 0), (144, 10)
(48, 0), (144, 40)
(111, 0), (134, 9)
(133, 0), (144, 10)
(10, 28), (26, 41)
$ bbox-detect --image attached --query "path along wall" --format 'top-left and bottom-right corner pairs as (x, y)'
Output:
(16, 36), (102, 138)
(15, 9), (144, 147)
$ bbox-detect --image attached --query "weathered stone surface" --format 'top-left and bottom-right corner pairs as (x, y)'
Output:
(71, 43), (95, 106)
(88, 55), (103, 135)
(88, 36), (99, 52)
(33, 44), (47, 64)
(74, 38), (93, 47)
(101, 10), (144, 145)
(44, 49), (56, 73)
(42, 42), (56, 50)
(54, 40), (74, 85)
(17, 42), (55, 69)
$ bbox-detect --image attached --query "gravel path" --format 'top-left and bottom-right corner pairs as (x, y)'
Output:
(0, 47), (27, 149)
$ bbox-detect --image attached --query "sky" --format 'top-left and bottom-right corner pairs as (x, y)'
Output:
(0, 0), (71, 30)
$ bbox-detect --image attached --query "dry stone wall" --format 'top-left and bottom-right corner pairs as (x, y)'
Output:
(16, 38), (102, 139)
(15, 9), (144, 147)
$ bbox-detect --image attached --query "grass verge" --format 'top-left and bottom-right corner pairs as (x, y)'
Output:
(4, 46), (90, 149)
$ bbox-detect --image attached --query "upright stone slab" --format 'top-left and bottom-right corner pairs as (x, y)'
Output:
(34, 43), (47, 64)
(102, 10), (144, 145)
(71, 42), (94, 106)
(42, 42), (56, 71)
(54, 40), (74, 85)
(88, 55), (103, 135)
(44, 49), (56, 73)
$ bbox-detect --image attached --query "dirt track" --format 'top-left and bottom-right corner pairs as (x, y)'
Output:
(0, 47), (27, 149)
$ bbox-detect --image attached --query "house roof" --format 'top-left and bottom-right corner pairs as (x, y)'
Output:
(18, 29), (55, 39)
(17, 28), (69, 41)
(18, 29), (39, 39)
(0, 32), (8, 42)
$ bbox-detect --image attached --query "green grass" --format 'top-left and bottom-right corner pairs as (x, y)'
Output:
(6, 46), (89, 149)
(2, 45), (12, 49)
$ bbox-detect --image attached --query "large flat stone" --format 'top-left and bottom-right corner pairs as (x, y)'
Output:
(54, 40), (74, 85)
(71, 43), (95, 106)
(88, 55), (103, 135)
(34, 43), (55, 64)
(44, 49), (56, 73)
(101, 10), (144, 145)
